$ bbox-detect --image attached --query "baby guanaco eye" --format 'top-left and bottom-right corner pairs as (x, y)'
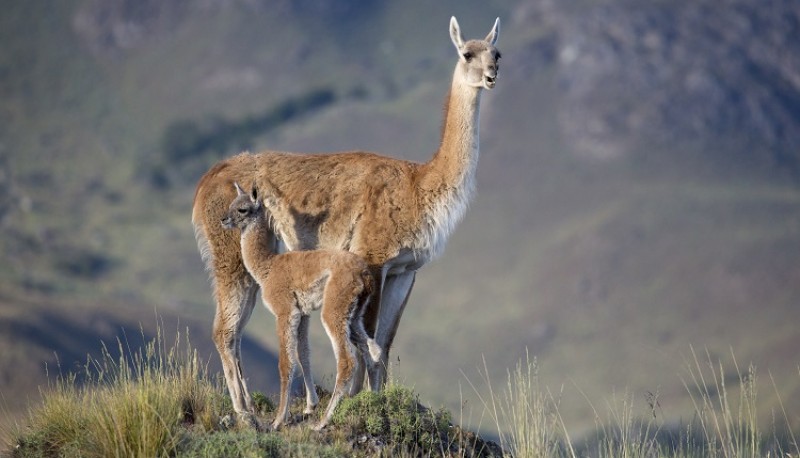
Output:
(237, 208), (248, 214)
(462, 51), (473, 62)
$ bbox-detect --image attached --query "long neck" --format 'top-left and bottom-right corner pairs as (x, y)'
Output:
(240, 216), (277, 279)
(421, 66), (482, 191)
(414, 67), (483, 260)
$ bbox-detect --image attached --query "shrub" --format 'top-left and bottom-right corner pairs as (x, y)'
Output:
(331, 384), (463, 455)
(252, 391), (276, 416)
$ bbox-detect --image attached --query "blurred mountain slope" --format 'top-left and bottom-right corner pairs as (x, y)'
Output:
(0, 0), (798, 436)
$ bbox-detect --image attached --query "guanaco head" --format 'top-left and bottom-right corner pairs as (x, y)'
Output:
(221, 182), (263, 230)
(449, 16), (502, 90)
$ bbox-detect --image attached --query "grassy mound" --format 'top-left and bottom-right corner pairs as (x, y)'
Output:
(6, 329), (502, 458)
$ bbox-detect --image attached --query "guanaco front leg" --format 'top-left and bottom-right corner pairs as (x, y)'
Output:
(368, 271), (416, 388)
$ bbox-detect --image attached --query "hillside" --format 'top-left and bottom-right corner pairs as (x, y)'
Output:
(0, 292), (280, 436)
(1, 0), (799, 440)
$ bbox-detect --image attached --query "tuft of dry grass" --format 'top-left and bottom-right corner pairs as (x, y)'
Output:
(464, 350), (568, 458)
(9, 326), (226, 457)
(680, 346), (799, 458)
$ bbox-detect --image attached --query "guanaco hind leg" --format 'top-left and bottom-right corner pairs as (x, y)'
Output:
(316, 307), (358, 431)
(296, 314), (319, 413)
(272, 312), (301, 430)
(212, 274), (259, 420)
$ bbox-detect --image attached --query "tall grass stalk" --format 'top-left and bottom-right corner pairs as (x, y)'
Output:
(464, 350), (567, 458)
(11, 326), (225, 457)
(575, 386), (662, 458)
(681, 346), (761, 458)
(769, 370), (799, 454)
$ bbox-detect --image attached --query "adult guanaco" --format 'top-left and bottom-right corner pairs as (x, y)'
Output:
(193, 16), (501, 420)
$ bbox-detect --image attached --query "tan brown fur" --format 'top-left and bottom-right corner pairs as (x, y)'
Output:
(192, 17), (501, 417)
(222, 183), (380, 430)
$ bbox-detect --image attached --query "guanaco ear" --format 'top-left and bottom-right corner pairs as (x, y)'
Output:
(250, 186), (258, 203)
(485, 17), (500, 46)
(449, 16), (464, 51)
(233, 182), (246, 196)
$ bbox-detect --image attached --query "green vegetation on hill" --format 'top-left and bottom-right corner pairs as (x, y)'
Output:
(153, 87), (341, 188)
(161, 88), (337, 163)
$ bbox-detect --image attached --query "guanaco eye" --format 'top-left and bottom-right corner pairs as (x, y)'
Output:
(495, 51), (502, 60)
(237, 208), (248, 214)
(462, 52), (473, 62)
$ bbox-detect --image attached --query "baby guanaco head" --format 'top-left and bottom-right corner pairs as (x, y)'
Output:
(221, 182), (263, 230)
